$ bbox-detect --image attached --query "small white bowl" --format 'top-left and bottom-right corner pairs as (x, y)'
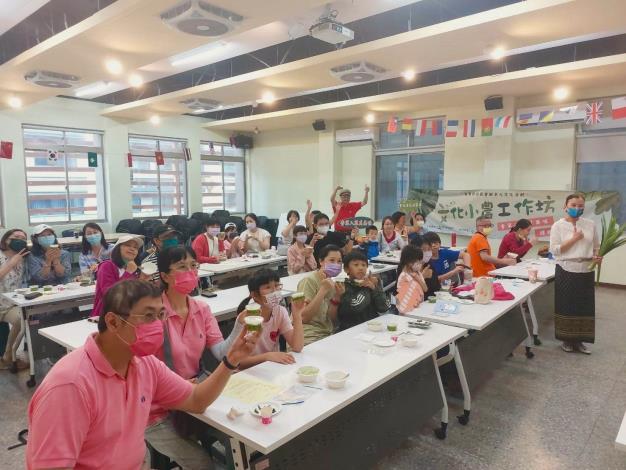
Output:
(400, 335), (419, 348)
(15, 288), (29, 295)
(65, 282), (81, 290)
(297, 366), (319, 383)
(367, 321), (383, 332)
(325, 371), (348, 389)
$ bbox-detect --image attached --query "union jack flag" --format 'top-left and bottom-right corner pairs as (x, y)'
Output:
(585, 101), (603, 125)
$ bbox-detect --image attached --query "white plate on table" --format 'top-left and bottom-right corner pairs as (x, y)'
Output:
(373, 338), (396, 348)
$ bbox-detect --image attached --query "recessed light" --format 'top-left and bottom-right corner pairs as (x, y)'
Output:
(553, 86), (570, 101)
(150, 115), (161, 125)
(74, 81), (110, 98)
(105, 59), (123, 75)
(364, 113), (376, 124)
(490, 46), (506, 60)
(260, 91), (275, 104)
(401, 69), (416, 81)
(192, 108), (209, 114)
(128, 73), (143, 88)
(8, 96), (22, 109)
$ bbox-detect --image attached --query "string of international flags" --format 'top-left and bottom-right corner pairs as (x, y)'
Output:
(385, 96), (626, 138)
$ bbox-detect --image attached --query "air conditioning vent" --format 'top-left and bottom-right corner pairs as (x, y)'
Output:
(161, 0), (243, 37)
(180, 98), (221, 110)
(24, 70), (80, 88)
(330, 61), (387, 83)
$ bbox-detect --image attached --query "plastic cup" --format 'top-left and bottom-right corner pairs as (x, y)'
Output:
(30, 285), (39, 292)
(387, 322), (398, 332)
(260, 405), (273, 425)
(528, 268), (539, 284)
(244, 315), (263, 332)
(291, 292), (305, 307)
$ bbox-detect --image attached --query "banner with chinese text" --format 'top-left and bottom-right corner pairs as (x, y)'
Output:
(400, 190), (620, 240)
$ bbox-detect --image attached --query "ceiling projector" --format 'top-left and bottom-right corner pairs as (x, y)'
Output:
(310, 21), (354, 45)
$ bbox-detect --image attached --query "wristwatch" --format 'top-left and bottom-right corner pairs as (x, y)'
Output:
(222, 355), (239, 371)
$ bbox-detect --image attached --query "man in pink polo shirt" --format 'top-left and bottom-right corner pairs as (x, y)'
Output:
(330, 184), (370, 233)
(26, 279), (256, 470)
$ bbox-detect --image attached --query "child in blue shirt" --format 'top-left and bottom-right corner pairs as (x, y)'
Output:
(359, 225), (380, 260)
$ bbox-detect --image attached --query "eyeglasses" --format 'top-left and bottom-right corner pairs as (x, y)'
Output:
(128, 310), (166, 323)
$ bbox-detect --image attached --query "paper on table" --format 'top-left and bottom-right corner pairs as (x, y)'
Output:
(222, 375), (284, 404)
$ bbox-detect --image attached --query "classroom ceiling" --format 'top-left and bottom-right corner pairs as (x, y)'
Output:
(0, 0), (50, 35)
(201, 53), (626, 131)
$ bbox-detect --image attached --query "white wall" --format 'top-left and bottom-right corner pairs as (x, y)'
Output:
(0, 97), (229, 233)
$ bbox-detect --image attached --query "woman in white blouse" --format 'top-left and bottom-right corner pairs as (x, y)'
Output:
(549, 193), (602, 354)
(378, 216), (406, 252)
(239, 213), (271, 253)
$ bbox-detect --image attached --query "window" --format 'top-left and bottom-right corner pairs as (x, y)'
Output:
(23, 126), (106, 224)
(129, 136), (188, 218)
(200, 142), (245, 213)
(375, 118), (444, 219)
(576, 122), (626, 224)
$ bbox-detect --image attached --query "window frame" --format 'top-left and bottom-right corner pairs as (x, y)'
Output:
(22, 124), (107, 226)
(129, 134), (189, 219)
(199, 141), (246, 214)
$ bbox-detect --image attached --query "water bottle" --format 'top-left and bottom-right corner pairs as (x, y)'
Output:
(464, 269), (473, 285)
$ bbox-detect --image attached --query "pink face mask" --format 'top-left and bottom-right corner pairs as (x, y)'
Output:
(117, 316), (164, 357)
(173, 270), (198, 295)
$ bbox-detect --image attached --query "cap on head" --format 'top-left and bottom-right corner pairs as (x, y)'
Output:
(224, 222), (237, 230)
(339, 189), (351, 197)
(114, 234), (144, 249)
(153, 224), (181, 240)
(32, 224), (53, 236)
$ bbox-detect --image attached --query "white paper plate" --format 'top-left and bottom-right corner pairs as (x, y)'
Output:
(250, 402), (282, 418)
(373, 338), (396, 348)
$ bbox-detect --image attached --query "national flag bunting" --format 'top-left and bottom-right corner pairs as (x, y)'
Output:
(517, 112), (537, 125)
(401, 118), (413, 131)
(415, 119), (428, 137)
(585, 101), (603, 125)
(155, 151), (165, 166)
(611, 96), (626, 120)
(539, 110), (554, 123)
(431, 119), (443, 136)
(0, 140), (13, 159)
(183, 146), (192, 161)
(87, 152), (98, 168)
(209, 142), (215, 154)
(481, 118), (493, 137)
(462, 119), (477, 137)
(495, 116), (511, 129)
(127, 152), (133, 168)
(387, 117), (398, 133)
(445, 120), (458, 137)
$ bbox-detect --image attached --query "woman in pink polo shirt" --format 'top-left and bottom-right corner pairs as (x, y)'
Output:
(145, 246), (246, 468)
(27, 279), (257, 470)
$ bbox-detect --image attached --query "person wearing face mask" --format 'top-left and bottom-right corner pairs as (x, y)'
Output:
(26, 279), (258, 470)
(298, 245), (345, 345)
(235, 269), (304, 368)
(145, 246), (246, 468)
(92, 235), (144, 317)
(337, 250), (390, 331)
(0, 229), (30, 371)
(191, 218), (226, 264)
(141, 225), (182, 283)
(395, 245), (428, 314)
(550, 194), (601, 354)
(413, 235), (440, 299)
(378, 216), (406, 252)
(239, 213), (271, 254)
(27, 224), (72, 286)
(308, 213), (351, 263)
(223, 223), (237, 252)
(79, 223), (112, 274)
(467, 216), (517, 278)
(497, 219), (542, 261)
(287, 225), (317, 275)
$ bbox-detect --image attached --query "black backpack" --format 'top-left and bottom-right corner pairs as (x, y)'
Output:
(115, 219), (143, 235)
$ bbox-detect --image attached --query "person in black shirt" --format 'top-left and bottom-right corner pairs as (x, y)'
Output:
(307, 213), (352, 263)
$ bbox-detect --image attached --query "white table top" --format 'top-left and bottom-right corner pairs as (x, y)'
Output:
(197, 288), (294, 321)
(39, 318), (98, 350)
(1, 284), (95, 308)
(616, 412), (626, 452)
(194, 314), (467, 454)
(371, 247), (464, 265)
(199, 255), (287, 276)
(280, 264), (397, 293)
(489, 258), (556, 281)
(405, 278), (545, 331)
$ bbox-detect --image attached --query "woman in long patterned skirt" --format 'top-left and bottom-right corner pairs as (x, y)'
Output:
(549, 193), (602, 354)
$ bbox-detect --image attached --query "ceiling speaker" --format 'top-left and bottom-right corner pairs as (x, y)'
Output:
(484, 95), (503, 111)
(312, 120), (326, 131)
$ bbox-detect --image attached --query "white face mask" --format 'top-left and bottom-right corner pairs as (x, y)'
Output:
(416, 220), (425, 227)
(422, 250), (433, 263)
(208, 227), (220, 237)
(317, 225), (329, 235)
(246, 222), (257, 231)
(296, 234), (308, 244)
(264, 291), (282, 309)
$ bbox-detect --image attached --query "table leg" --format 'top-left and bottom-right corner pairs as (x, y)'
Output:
(22, 308), (36, 387)
(451, 342), (471, 425)
(432, 353), (448, 440)
(228, 438), (251, 469)
(519, 303), (535, 359)
(525, 297), (541, 345)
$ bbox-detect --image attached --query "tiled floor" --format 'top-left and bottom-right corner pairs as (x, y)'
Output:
(2, 286), (626, 469)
